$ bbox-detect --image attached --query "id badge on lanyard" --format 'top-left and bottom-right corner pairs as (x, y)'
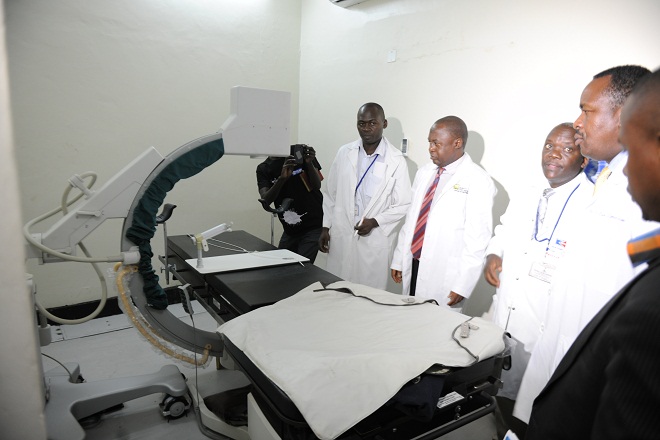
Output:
(529, 239), (567, 283)
(529, 184), (579, 283)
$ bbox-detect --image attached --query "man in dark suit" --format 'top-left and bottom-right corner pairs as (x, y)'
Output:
(526, 69), (660, 439)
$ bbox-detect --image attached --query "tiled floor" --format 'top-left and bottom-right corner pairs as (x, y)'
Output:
(41, 302), (497, 440)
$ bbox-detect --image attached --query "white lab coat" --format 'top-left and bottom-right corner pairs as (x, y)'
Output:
(487, 172), (593, 399)
(514, 151), (660, 423)
(391, 153), (496, 309)
(323, 138), (411, 289)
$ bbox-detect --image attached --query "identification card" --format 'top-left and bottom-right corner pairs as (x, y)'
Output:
(529, 261), (556, 283)
(545, 239), (567, 263)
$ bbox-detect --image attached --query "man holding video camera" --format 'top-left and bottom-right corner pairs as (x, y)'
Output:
(256, 144), (324, 263)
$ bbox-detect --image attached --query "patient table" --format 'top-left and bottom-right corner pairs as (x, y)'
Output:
(166, 231), (506, 439)
(216, 281), (506, 440)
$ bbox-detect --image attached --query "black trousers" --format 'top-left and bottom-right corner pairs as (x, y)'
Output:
(410, 258), (420, 296)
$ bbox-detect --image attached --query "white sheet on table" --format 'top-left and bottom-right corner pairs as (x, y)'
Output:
(218, 281), (505, 440)
(186, 249), (308, 274)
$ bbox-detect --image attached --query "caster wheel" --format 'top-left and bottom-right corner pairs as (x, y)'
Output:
(160, 394), (190, 419)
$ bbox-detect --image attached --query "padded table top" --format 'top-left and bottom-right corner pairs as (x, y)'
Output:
(167, 231), (341, 315)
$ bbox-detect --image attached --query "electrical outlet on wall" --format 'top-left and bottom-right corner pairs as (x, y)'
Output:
(401, 138), (408, 156)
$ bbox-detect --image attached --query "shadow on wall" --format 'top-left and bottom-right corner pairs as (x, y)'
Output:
(463, 131), (509, 318)
(385, 116), (419, 189)
(382, 117), (417, 294)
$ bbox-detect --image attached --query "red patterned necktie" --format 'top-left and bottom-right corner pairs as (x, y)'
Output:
(411, 167), (444, 259)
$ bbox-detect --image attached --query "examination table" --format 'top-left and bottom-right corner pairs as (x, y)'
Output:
(165, 231), (506, 439)
(218, 281), (506, 440)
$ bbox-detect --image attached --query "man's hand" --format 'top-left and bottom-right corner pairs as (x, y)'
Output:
(302, 147), (322, 190)
(280, 157), (297, 179)
(391, 269), (402, 283)
(354, 218), (378, 236)
(484, 254), (503, 288)
(303, 146), (317, 164)
(447, 291), (464, 307)
(319, 227), (330, 253)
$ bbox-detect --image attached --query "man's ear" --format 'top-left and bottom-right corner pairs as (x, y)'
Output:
(383, 119), (388, 129)
(581, 157), (589, 168)
(454, 137), (463, 149)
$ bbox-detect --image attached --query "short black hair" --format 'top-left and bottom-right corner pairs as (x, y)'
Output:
(434, 116), (468, 145)
(627, 68), (660, 136)
(629, 67), (660, 100)
(594, 65), (651, 109)
(359, 102), (386, 120)
(555, 122), (576, 132)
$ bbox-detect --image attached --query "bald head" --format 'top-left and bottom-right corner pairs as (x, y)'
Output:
(620, 69), (660, 221)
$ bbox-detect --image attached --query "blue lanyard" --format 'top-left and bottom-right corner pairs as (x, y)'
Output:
(534, 183), (581, 250)
(355, 154), (379, 195)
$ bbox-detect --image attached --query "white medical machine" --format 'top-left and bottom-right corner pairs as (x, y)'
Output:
(25, 86), (291, 440)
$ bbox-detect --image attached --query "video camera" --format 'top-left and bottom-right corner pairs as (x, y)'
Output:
(290, 144), (311, 165)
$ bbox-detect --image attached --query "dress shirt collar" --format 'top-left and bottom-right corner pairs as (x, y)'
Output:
(359, 138), (387, 159)
(607, 150), (627, 173)
(439, 153), (465, 175)
(549, 171), (588, 200)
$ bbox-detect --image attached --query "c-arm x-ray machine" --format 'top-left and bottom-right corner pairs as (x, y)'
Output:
(25, 86), (292, 440)
(27, 86), (506, 440)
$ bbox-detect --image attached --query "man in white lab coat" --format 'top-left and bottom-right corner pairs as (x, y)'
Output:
(319, 103), (411, 290)
(514, 65), (659, 425)
(391, 116), (496, 310)
(483, 123), (591, 438)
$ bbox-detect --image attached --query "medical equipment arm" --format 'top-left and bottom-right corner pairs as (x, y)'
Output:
(26, 86), (292, 358)
(25, 147), (164, 265)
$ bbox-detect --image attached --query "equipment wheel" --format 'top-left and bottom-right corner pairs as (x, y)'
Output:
(160, 394), (190, 419)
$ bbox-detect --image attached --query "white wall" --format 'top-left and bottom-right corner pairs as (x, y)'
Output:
(6, 0), (659, 315)
(7, 0), (302, 308)
(0, 2), (47, 438)
(299, 0), (660, 315)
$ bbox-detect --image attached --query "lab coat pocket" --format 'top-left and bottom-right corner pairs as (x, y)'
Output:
(365, 224), (390, 249)
(365, 178), (396, 217)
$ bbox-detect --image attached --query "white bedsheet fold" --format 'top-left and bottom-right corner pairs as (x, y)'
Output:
(218, 281), (505, 440)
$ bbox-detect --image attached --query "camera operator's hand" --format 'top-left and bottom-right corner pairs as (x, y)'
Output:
(301, 146), (323, 191)
(303, 146), (316, 164)
(280, 156), (297, 180)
